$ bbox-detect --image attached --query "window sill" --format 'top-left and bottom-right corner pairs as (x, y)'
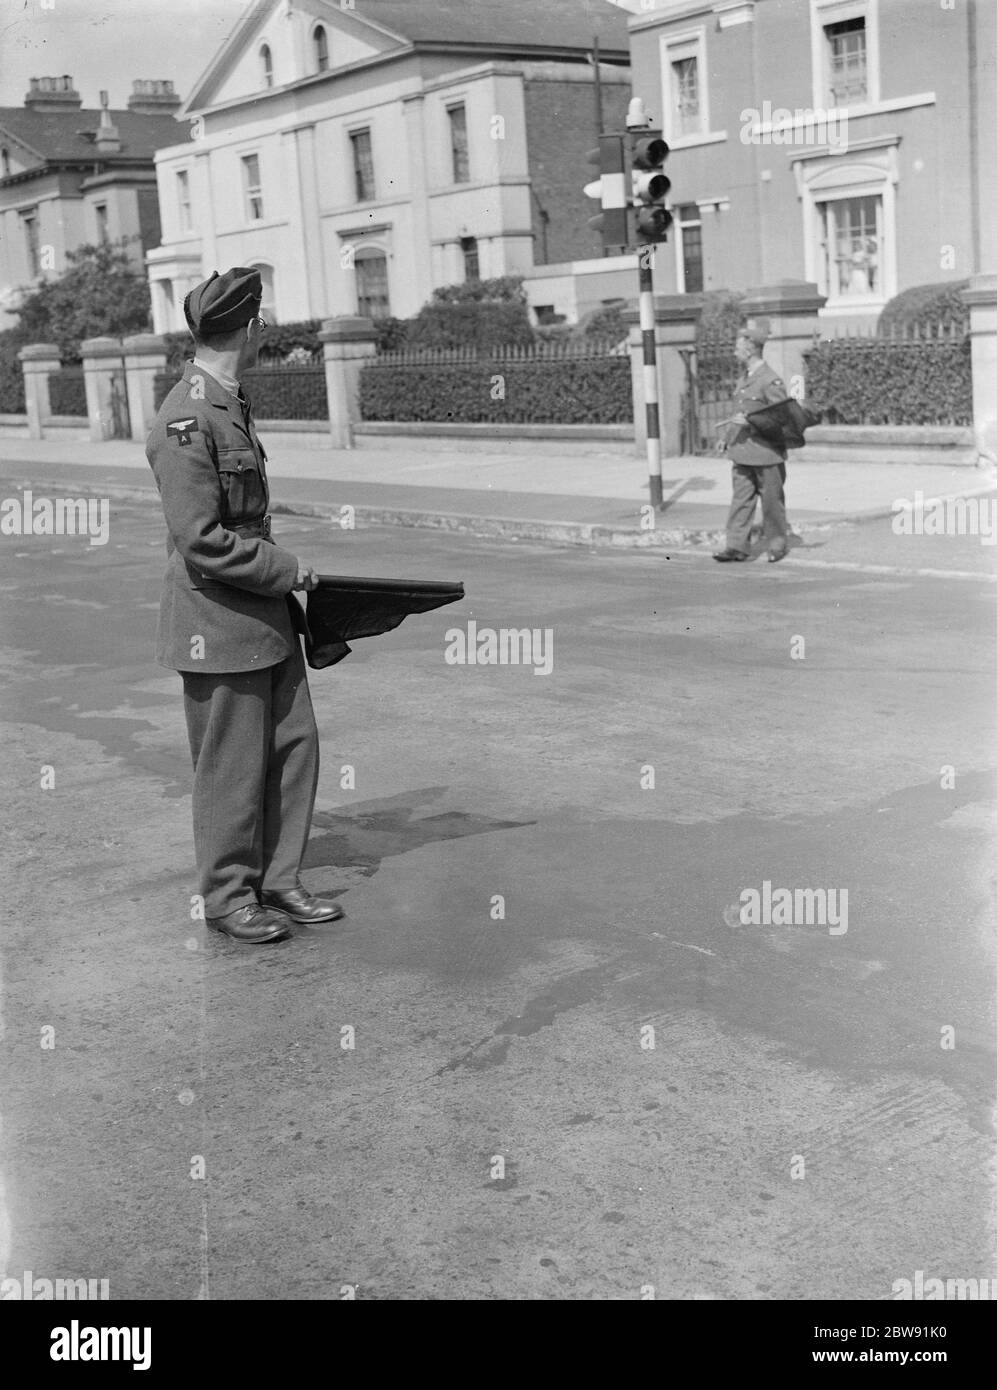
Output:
(666, 130), (728, 151)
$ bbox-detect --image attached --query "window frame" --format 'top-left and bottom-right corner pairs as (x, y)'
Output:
(349, 127), (376, 203)
(810, 0), (880, 110)
(659, 28), (711, 147)
(241, 152), (264, 222)
(460, 235), (479, 282)
(447, 103), (470, 185)
(21, 209), (40, 276)
(674, 203), (703, 295)
(794, 140), (897, 314)
(260, 43), (274, 90)
(176, 169), (192, 232)
(314, 24), (329, 73)
(354, 248), (390, 318)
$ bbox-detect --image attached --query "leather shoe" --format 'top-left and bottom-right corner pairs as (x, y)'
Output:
(768, 548), (788, 563)
(713, 548), (748, 562)
(206, 903), (292, 944)
(260, 884), (345, 923)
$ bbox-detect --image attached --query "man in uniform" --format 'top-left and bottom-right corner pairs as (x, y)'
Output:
(713, 318), (791, 564)
(146, 266), (344, 944)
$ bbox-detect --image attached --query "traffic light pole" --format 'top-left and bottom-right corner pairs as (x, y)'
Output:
(639, 251), (663, 509)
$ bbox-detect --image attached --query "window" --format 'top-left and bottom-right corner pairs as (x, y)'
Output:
(176, 170), (192, 231)
(672, 58), (700, 138)
(820, 195), (881, 298)
(350, 129), (375, 202)
(314, 25), (329, 72)
(825, 17), (867, 103)
(660, 31), (711, 143)
(676, 204), (703, 293)
(242, 153), (263, 221)
(1, 147), (9, 177)
(260, 44), (273, 89)
(95, 203), (109, 243)
(448, 105), (470, 183)
(355, 251), (389, 318)
(22, 211), (40, 275)
(460, 236), (479, 282)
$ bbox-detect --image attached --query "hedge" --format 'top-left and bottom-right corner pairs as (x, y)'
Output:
(360, 355), (631, 424)
(803, 333), (971, 426)
(878, 280), (969, 335)
(153, 366), (327, 419)
(0, 328), (26, 413)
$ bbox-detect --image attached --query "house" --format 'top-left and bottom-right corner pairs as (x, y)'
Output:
(0, 77), (183, 327)
(146, 0), (632, 331)
(625, 0), (996, 323)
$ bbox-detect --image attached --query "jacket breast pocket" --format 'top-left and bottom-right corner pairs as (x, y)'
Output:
(216, 448), (265, 523)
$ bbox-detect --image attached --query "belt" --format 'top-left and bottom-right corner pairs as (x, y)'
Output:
(230, 515), (271, 539)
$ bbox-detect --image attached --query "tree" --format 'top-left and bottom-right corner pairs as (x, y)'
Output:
(12, 239), (152, 359)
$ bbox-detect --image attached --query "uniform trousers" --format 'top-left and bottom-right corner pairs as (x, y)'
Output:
(180, 640), (319, 918)
(725, 462), (788, 555)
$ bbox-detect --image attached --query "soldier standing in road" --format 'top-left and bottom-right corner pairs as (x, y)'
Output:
(146, 266), (344, 944)
(713, 318), (791, 564)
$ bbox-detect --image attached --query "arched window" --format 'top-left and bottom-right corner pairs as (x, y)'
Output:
(260, 44), (273, 89)
(1, 147), (10, 178)
(314, 25), (329, 73)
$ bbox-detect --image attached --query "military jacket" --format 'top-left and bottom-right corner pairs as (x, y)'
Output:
(146, 361), (300, 673)
(728, 360), (789, 467)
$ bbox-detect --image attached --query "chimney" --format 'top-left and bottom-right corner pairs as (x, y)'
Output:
(127, 79), (182, 115)
(94, 90), (121, 155)
(24, 75), (83, 112)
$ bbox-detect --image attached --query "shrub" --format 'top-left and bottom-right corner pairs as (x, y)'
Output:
(0, 328), (27, 413)
(430, 276), (526, 304)
(878, 281), (969, 335)
(803, 335), (971, 425)
(360, 355), (631, 424)
(406, 300), (534, 350)
(578, 302), (630, 342)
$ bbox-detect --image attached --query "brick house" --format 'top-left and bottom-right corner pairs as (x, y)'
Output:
(0, 77), (183, 328)
(146, 0), (632, 330)
(625, 0), (996, 324)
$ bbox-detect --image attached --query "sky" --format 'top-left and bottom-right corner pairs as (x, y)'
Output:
(0, 0), (644, 111)
(0, 0), (248, 109)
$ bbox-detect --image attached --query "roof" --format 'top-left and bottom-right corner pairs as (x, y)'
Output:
(0, 107), (183, 165)
(338, 0), (629, 54)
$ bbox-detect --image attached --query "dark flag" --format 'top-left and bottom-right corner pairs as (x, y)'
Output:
(291, 574), (465, 668)
(746, 397), (820, 451)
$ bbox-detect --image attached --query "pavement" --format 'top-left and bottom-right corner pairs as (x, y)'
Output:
(2, 502), (994, 1301)
(2, 433), (995, 550)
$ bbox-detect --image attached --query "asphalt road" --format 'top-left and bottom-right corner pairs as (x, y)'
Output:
(1, 494), (994, 1300)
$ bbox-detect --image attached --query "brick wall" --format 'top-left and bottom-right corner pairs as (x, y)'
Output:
(523, 74), (631, 265)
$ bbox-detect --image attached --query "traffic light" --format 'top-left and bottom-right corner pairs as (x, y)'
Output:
(584, 134), (629, 251)
(630, 131), (672, 243)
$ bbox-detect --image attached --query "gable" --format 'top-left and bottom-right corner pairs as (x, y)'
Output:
(187, 0), (404, 113)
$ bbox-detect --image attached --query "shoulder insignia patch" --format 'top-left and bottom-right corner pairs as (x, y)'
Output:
(166, 418), (198, 447)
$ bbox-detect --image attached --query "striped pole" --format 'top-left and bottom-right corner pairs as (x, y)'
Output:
(639, 251), (663, 508)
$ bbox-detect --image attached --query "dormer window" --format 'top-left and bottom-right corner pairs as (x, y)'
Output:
(314, 25), (329, 73)
(260, 44), (273, 89)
